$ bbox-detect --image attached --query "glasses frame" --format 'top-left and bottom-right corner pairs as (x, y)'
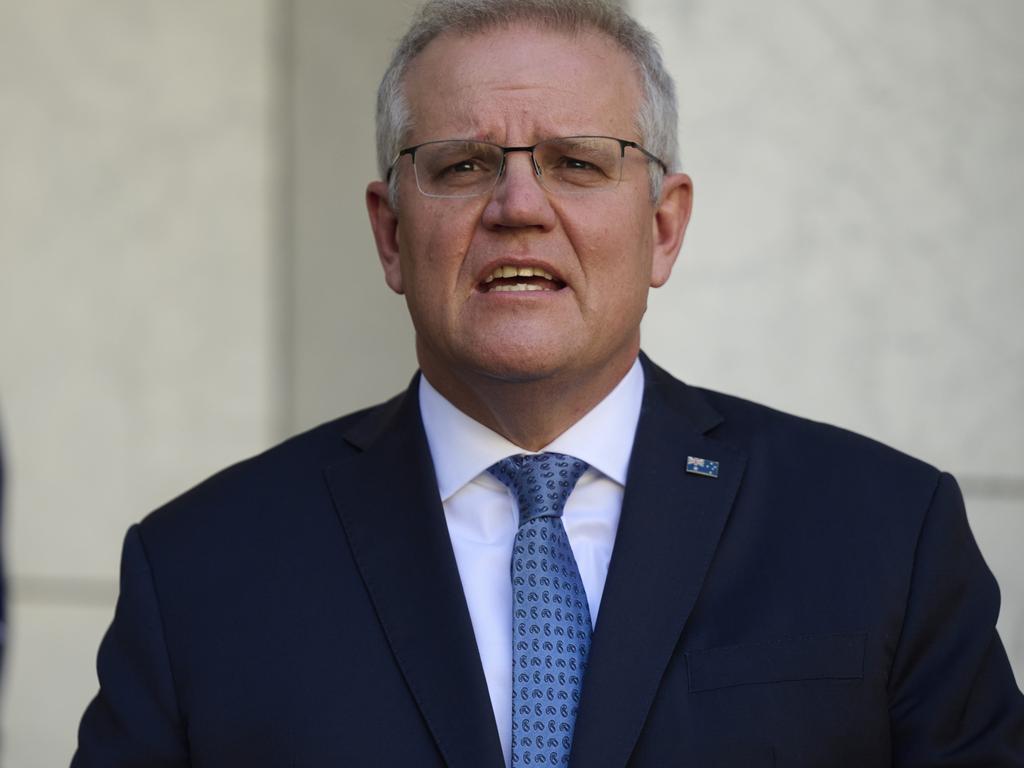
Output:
(386, 135), (669, 199)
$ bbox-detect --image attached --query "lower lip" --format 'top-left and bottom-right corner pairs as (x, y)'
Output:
(478, 286), (566, 299)
(489, 284), (559, 292)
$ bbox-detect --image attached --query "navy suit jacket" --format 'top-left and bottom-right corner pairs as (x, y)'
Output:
(73, 356), (1024, 766)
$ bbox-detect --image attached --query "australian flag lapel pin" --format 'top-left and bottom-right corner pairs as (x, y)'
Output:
(686, 456), (720, 478)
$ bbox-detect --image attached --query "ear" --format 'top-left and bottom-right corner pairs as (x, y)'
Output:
(649, 172), (693, 288)
(366, 180), (404, 294)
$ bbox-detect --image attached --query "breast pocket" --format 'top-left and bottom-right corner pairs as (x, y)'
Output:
(684, 632), (865, 693)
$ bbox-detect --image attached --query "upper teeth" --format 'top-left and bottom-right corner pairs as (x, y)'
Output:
(484, 265), (555, 283)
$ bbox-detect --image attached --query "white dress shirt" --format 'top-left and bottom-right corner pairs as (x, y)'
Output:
(418, 359), (644, 767)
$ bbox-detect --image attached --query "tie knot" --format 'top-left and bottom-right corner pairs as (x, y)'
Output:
(487, 452), (589, 526)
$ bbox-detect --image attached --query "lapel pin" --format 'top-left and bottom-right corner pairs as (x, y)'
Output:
(686, 456), (720, 478)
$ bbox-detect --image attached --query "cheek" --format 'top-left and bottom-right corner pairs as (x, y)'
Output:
(398, 205), (479, 304)
(576, 206), (654, 292)
(615, 204), (655, 279)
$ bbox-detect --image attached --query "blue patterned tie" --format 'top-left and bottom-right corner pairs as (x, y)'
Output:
(488, 453), (592, 768)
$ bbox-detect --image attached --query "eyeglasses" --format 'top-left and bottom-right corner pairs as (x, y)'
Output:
(387, 135), (667, 199)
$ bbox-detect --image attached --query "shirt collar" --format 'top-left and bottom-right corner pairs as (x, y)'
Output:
(419, 358), (644, 501)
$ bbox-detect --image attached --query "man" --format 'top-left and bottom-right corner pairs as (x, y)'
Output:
(73, 1), (1024, 766)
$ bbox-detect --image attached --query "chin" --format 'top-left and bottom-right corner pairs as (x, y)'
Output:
(467, 344), (576, 385)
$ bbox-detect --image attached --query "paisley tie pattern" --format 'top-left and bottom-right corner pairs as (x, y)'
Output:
(488, 453), (592, 768)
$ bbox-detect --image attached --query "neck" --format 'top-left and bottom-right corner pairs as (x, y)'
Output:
(420, 350), (639, 452)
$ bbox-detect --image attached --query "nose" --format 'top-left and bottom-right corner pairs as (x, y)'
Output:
(481, 151), (557, 231)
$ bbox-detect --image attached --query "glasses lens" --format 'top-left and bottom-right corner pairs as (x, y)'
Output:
(534, 137), (623, 193)
(414, 141), (503, 198)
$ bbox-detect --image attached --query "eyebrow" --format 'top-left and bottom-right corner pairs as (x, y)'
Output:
(416, 122), (594, 145)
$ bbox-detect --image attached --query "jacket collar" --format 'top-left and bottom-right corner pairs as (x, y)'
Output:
(326, 379), (506, 768)
(570, 354), (746, 767)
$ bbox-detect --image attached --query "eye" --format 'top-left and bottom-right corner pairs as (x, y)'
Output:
(435, 155), (499, 180)
(444, 159), (482, 174)
(557, 156), (601, 172)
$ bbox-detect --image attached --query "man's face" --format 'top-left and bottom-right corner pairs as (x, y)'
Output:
(368, 24), (691, 394)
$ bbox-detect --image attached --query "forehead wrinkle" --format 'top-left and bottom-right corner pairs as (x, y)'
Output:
(404, 26), (643, 144)
(415, 91), (587, 144)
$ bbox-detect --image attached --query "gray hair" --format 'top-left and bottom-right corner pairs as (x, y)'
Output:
(375, 0), (679, 205)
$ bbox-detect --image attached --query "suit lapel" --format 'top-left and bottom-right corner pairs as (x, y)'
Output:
(323, 381), (505, 768)
(571, 359), (747, 768)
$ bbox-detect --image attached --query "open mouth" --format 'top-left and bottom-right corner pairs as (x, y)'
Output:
(479, 265), (566, 293)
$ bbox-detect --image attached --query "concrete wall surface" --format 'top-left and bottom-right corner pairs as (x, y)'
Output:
(285, 0), (417, 431)
(0, 2), (279, 765)
(634, 0), (1024, 686)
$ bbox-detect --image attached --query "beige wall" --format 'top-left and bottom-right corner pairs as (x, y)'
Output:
(0, 1), (1020, 766)
(634, 0), (1024, 683)
(0, 2), (280, 765)
(285, 0), (417, 431)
